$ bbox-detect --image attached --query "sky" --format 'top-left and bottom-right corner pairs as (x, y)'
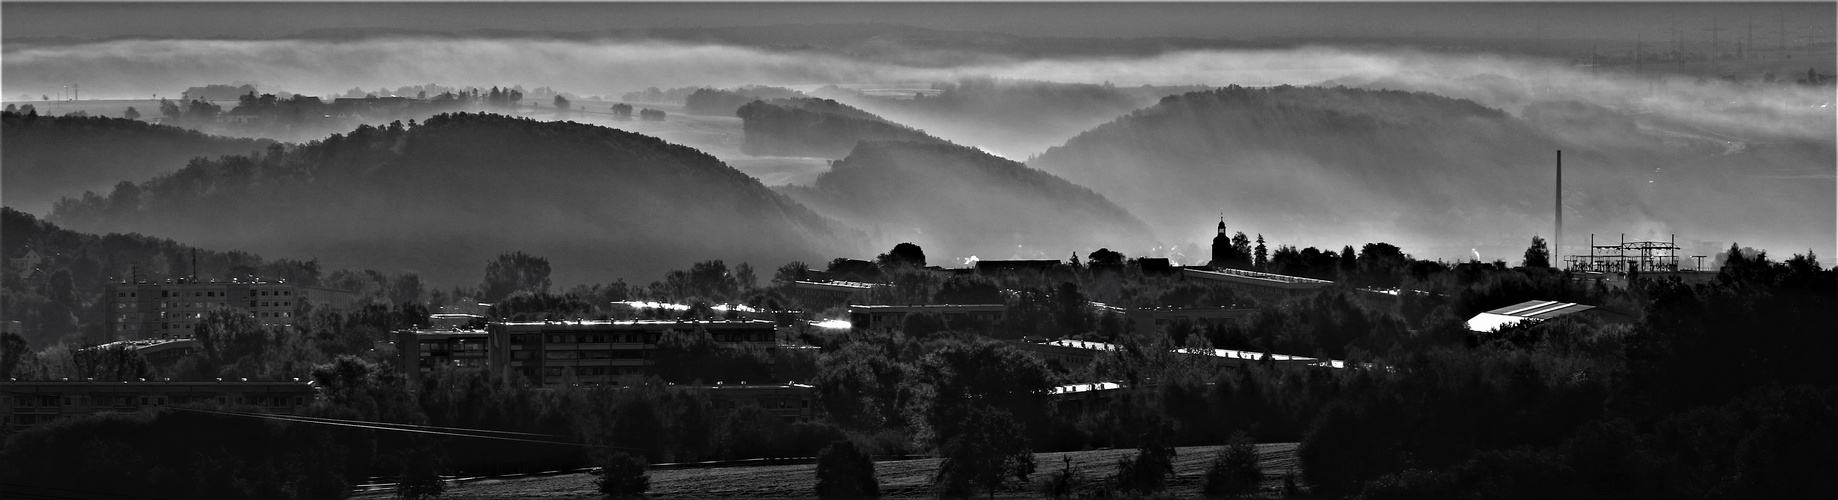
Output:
(4, 2), (1829, 44)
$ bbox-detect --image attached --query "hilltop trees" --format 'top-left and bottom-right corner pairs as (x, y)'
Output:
(1523, 236), (1550, 268)
(480, 252), (552, 303)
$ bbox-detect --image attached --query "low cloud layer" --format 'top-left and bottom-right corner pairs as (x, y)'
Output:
(6, 36), (1830, 141)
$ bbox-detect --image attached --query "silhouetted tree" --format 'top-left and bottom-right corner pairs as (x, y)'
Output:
(816, 439), (881, 498)
(1523, 236), (1550, 268)
(877, 242), (926, 268)
(593, 452), (650, 498)
(479, 252), (552, 303)
(122, 107), (141, 120)
(1254, 234), (1268, 270)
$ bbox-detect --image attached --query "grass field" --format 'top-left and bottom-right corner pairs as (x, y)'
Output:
(353, 443), (1300, 499)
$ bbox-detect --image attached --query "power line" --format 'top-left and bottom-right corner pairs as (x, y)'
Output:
(167, 406), (646, 451)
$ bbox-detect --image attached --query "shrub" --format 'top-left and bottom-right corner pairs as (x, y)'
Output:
(814, 440), (880, 498)
(593, 452), (649, 498)
(1041, 455), (1079, 499)
(1202, 431), (1262, 497)
(1114, 428), (1176, 494)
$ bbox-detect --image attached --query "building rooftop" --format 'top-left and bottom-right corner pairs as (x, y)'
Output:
(848, 304), (1005, 312)
(1183, 267), (1334, 286)
(1050, 382), (1124, 395)
(1465, 300), (1597, 333)
(496, 319), (775, 327)
(793, 280), (881, 290)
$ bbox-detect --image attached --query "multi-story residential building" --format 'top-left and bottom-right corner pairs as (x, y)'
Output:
(485, 320), (781, 387)
(396, 329), (491, 382)
(101, 279), (356, 343)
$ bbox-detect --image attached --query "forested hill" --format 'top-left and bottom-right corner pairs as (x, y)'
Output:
(47, 113), (857, 287)
(736, 98), (944, 158)
(1027, 85), (1562, 257)
(2, 111), (274, 214)
(777, 140), (1152, 261)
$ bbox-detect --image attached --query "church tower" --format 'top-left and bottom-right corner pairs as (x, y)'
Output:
(1211, 217), (1232, 268)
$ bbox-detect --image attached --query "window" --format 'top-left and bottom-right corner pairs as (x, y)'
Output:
(545, 367), (563, 376)
(250, 301), (257, 308)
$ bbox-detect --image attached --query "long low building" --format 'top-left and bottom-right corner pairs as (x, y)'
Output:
(1181, 267), (1335, 302)
(0, 380), (317, 432)
(1465, 299), (1619, 333)
(791, 280), (882, 310)
(1008, 338), (1329, 372)
(486, 320), (781, 387)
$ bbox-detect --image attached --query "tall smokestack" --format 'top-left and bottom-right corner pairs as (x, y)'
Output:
(1555, 150), (1563, 269)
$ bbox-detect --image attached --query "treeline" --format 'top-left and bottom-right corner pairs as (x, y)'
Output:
(736, 98), (944, 157)
(684, 85), (804, 115)
(620, 86), (702, 105)
(0, 111), (273, 213)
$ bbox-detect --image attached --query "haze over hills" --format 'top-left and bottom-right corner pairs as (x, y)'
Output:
(44, 113), (860, 288)
(736, 97), (944, 158)
(1, 112), (274, 214)
(778, 140), (1153, 263)
(816, 79), (1205, 159)
(1028, 85), (1835, 261)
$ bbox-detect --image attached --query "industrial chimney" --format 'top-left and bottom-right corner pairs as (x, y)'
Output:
(1555, 150), (1562, 269)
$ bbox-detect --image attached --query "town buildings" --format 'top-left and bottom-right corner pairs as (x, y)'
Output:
(484, 319), (781, 388)
(101, 278), (356, 344)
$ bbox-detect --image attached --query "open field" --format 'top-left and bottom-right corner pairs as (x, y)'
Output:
(353, 443), (1300, 499)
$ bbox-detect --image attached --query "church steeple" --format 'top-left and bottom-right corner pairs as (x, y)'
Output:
(1217, 216), (1227, 235)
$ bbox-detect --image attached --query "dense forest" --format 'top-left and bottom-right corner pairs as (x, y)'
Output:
(736, 98), (943, 157)
(1, 112), (273, 214)
(777, 140), (1153, 262)
(41, 112), (859, 289)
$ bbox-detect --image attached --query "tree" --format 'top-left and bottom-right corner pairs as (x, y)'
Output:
(479, 252), (552, 303)
(877, 242), (927, 268)
(1523, 236), (1551, 268)
(122, 107), (141, 120)
(611, 103), (634, 118)
(1203, 431), (1262, 497)
(1254, 234), (1269, 270)
(593, 452), (650, 498)
(937, 406), (1037, 498)
(553, 95), (571, 112)
(773, 261), (810, 285)
(815, 440), (880, 498)
(1088, 248), (1124, 266)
